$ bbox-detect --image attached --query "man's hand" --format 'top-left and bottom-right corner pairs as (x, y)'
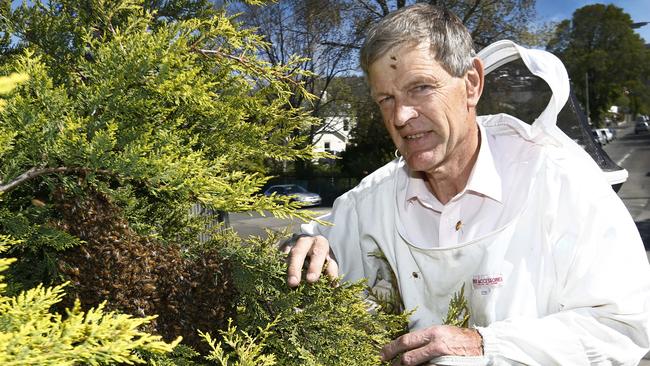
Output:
(380, 325), (483, 365)
(284, 235), (339, 288)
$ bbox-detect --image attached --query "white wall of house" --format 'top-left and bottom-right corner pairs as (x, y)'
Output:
(313, 116), (354, 154)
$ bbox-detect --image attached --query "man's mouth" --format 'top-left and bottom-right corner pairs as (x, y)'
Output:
(405, 131), (429, 140)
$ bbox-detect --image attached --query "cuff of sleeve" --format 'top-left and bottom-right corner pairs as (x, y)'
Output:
(300, 222), (319, 236)
(474, 326), (499, 357)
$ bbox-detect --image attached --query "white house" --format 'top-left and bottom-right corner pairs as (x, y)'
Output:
(312, 115), (354, 155)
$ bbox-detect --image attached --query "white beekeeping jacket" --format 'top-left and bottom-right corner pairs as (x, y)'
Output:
(302, 41), (650, 365)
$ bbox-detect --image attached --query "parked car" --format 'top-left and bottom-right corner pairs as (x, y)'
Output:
(596, 128), (613, 143)
(263, 184), (322, 207)
(592, 130), (607, 146)
(635, 121), (649, 134)
(608, 127), (617, 140)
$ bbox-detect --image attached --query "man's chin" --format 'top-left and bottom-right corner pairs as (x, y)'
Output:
(404, 149), (443, 170)
(405, 158), (435, 173)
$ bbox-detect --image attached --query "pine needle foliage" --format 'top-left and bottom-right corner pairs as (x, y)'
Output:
(0, 0), (322, 253)
(0, 2), (413, 365)
(214, 230), (410, 366)
(444, 284), (471, 328)
(0, 234), (180, 366)
(200, 319), (278, 366)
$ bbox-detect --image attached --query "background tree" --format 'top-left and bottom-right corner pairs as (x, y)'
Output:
(339, 77), (394, 178)
(349, 0), (539, 49)
(232, 0), (542, 177)
(547, 4), (650, 124)
(231, 0), (361, 176)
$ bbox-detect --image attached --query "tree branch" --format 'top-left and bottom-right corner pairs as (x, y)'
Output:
(0, 166), (113, 193)
(197, 48), (307, 91)
(354, 0), (384, 19)
(462, 0), (483, 24)
(374, 0), (390, 16)
(320, 41), (361, 50)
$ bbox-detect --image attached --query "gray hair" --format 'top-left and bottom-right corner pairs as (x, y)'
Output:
(360, 3), (475, 77)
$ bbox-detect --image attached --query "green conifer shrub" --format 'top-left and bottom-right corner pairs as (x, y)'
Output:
(215, 230), (410, 366)
(0, 1), (414, 364)
(0, 234), (180, 365)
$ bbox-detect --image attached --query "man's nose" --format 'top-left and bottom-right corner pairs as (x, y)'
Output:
(393, 102), (418, 126)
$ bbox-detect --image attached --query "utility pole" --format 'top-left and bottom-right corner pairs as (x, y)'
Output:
(585, 71), (590, 124)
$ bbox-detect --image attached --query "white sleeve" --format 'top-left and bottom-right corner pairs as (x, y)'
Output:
(300, 192), (383, 285)
(477, 159), (650, 365)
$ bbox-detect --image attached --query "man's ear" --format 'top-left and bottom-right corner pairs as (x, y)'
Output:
(465, 57), (484, 108)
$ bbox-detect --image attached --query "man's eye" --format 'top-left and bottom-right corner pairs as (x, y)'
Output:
(378, 96), (393, 105)
(413, 85), (433, 93)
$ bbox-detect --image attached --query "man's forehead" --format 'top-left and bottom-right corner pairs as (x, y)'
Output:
(381, 42), (434, 64)
(368, 43), (441, 83)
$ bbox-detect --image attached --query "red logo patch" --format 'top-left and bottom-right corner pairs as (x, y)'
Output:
(472, 274), (503, 295)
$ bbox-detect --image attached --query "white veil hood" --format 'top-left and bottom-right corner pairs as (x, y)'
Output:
(477, 40), (628, 187)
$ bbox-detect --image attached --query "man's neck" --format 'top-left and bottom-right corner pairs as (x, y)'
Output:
(423, 124), (481, 205)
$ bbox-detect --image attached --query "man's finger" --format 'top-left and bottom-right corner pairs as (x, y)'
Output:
(398, 343), (440, 366)
(324, 254), (339, 280)
(305, 236), (330, 283)
(381, 330), (432, 362)
(286, 237), (314, 287)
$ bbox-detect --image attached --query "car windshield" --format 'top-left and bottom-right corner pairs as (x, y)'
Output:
(284, 185), (308, 194)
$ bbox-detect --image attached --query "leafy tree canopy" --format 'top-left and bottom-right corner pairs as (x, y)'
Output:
(547, 4), (650, 124)
(230, 0), (543, 177)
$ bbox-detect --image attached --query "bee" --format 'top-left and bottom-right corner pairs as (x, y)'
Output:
(31, 198), (46, 207)
(455, 220), (463, 232)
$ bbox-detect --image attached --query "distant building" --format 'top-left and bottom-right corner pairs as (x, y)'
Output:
(312, 115), (354, 155)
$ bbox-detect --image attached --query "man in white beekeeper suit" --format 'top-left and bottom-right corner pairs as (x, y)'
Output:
(285, 3), (650, 365)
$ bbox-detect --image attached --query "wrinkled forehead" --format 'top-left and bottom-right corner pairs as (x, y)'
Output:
(368, 37), (435, 69)
(367, 42), (437, 76)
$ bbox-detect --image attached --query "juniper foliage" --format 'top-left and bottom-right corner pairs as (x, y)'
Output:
(0, 0), (322, 254)
(0, 234), (180, 366)
(0, 1), (413, 364)
(213, 230), (410, 366)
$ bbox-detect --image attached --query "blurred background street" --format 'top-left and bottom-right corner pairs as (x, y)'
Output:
(602, 123), (650, 261)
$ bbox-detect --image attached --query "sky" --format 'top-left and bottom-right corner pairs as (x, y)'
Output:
(535, 0), (650, 43)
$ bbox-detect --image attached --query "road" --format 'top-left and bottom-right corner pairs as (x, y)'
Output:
(602, 123), (650, 366)
(228, 206), (331, 238)
(601, 123), (650, 258)
(230, 123), (650, 363)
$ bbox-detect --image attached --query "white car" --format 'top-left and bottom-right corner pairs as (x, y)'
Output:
(592, 130), (606, 146)
(635, 121), (649, 134)
(596, 128), (614, 143)
(263, 184), (322, 207)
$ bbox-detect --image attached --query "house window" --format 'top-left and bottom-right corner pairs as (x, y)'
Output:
(324, 142), (331, 151)
(343, 119), (349, 131)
